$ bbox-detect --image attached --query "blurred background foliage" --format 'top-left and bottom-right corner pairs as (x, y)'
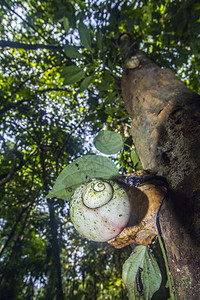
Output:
(0, 0), (199, 298)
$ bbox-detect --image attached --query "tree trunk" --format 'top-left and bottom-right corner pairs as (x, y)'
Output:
(39, 145), (64, 300)
(47, 199), (64, 300)
(121, 50), (200, 299)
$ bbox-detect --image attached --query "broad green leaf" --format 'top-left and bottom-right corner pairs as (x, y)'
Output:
(79, 75), (93, 92)
(78, 22), (92, 51)
(123, 246), (162, 300)
(46, 155), (119, 200)
(93, 130), (123, 154)
(62, 65), (85, 85)
(64, 45), (84, 59)
(62, 65), (83, 76)
(63, 70), (85, 85)
(63, 17), (69, 34)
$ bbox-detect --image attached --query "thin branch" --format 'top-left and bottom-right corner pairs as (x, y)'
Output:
(2, 0), (48, 42)
(0, 40), (63, 51)
(11, 76), (34, 95)
(0, 156), (17, 187)
(37, 87), (71, 94)
(0, 149), (37, 185)
(0, 99), (27, 118)
(1, 0), (69, 59)
(0, 201), (32, 259)
(0, 199), (37, 285)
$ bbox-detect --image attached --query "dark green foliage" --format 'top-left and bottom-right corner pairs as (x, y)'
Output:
(0, 0), (199, 298)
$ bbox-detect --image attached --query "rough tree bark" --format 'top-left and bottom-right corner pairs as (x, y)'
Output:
(121, 50), (200, 299)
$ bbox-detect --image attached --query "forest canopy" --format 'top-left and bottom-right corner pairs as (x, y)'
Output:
(0, 0), (199, 299)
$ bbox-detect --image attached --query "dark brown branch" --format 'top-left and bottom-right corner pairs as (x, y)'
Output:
(38, 87), (71, 93)
(0, 40), (63, 51)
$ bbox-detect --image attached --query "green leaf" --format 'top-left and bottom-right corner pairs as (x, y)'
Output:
(64, 45), (84, 59)
(105, 92), (116, 104)
(79, 75), (93, 92)
(193, 3), (200, 10)
(93, 130), (123, 154)
(78, 22), (92, 51)
(62, 65), (83, 75)
(122, 246), (162, 300)
(46, 155), (119, 200)
(135, 161), (143, 171)
(97, 81), (110, 91)
(62, 65), (85, 85)
(131, 150), (143, 170)
(63, 17), (69, 34)
(63, 71), (85, 85)
(102, 70), (113, 82)
(131, 150), (139, 165)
